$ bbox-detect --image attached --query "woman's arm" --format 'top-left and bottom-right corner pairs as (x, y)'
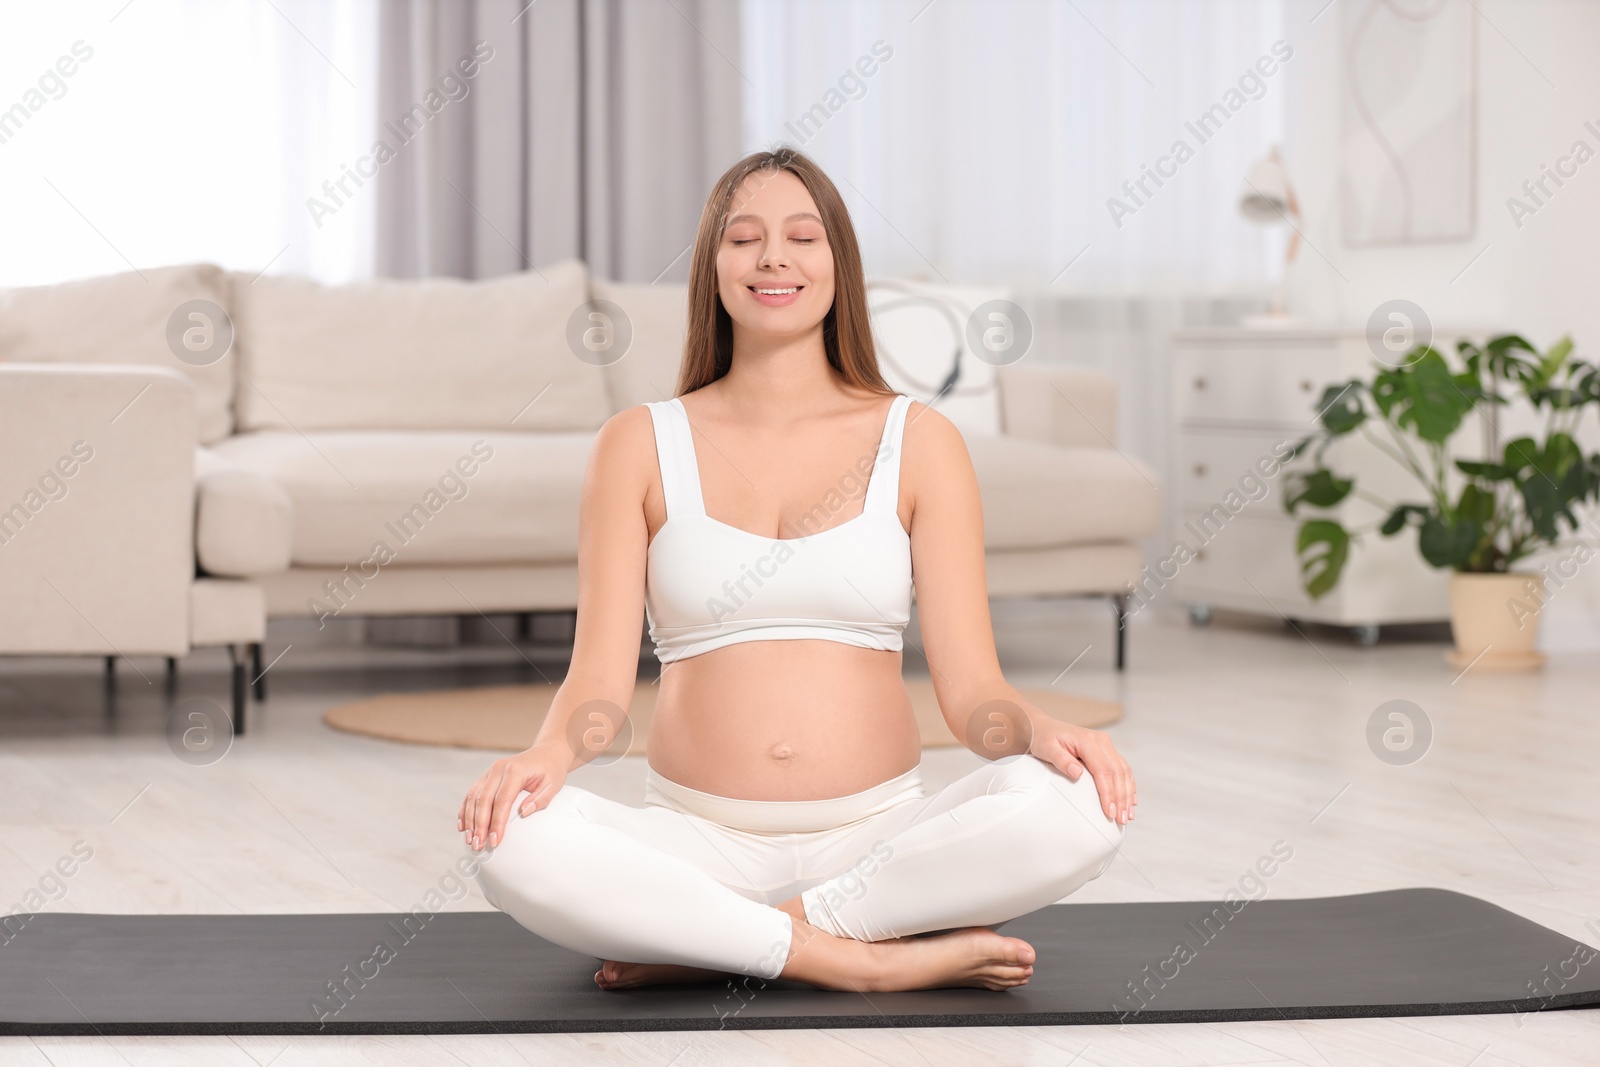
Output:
(460, 405), (654, 848)
(905, 401), (1137, 827)
(531, 404), (654, 753)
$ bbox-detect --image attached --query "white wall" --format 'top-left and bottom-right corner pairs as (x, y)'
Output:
(1281, 0), (1600, 647)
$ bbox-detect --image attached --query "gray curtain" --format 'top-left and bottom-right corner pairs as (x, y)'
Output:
(374, 0), (743, 282)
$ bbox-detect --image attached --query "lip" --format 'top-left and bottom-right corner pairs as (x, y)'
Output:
(747, 284), (804, 308)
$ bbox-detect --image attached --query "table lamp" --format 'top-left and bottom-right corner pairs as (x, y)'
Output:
(1238, 145), (1308, 328)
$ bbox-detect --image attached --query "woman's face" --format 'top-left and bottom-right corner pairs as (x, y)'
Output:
(715, 169), (835, 341)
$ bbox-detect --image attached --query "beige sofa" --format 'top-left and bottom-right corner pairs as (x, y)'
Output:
(0, 261), (1161, 730)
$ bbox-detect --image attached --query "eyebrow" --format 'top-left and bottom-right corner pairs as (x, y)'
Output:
(723, 211), (824, 229)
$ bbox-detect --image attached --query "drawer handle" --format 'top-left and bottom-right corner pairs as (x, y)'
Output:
(1195, 549), (1207, 562)
(1300, 379), (1314, 393)
(1194, 376), (1207, 390)
(1193, 463), (1207, 477)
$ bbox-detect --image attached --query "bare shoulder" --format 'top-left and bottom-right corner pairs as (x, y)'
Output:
(899, 399), (977, 525)
(585, 404), (658, 486)
(900, 399), (970, 464)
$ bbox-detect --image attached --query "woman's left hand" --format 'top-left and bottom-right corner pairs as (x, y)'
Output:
(1028, 718), (1137, 826)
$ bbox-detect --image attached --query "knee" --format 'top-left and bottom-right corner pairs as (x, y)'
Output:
(999, 755), (1123, 883)
(459, 841), (502, 909)
(469, 787), (587, 910)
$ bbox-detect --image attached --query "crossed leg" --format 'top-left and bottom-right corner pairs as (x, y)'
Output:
(470, 754), (1123, 990)
(789, 753), (1123, 943)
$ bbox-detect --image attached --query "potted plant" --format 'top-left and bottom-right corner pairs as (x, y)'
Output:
(1283, 333), (1600, 670)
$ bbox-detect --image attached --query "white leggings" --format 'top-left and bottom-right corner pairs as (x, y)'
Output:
(470, 753), (1123, 981)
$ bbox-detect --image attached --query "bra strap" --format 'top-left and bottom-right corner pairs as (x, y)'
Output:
(646, 399), (706, 519)
(864, 394), (913, 515)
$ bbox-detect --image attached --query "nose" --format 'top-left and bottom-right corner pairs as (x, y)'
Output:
(759, 242), (788, 269)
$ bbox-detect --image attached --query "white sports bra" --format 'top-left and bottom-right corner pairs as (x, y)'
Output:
(642, 393), (914, 664)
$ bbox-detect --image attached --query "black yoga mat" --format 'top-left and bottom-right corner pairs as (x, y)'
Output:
(3, 888), (1598, 1035)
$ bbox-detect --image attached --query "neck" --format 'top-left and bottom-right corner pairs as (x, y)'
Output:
(719, 322), (846, 416)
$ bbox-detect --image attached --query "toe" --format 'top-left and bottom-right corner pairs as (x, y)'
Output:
(1002, 938), (1036, 966)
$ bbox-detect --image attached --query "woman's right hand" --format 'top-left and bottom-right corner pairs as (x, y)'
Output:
(459, 741), (571, 851)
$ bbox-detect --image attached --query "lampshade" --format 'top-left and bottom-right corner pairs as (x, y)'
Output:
(1239, 149), (1294, 224)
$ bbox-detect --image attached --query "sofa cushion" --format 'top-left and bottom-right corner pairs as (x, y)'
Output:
(232, 259), (610, 434)
(965, 435), (1161, 549)
(0, 263), (235, 444)
(195, 446), (294, 578)
(210, 430), (593, 567)
(593, 277), (688, 413)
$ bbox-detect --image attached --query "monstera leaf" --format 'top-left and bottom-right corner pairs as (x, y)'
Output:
(1296, 520), (1350, 600)
(1369, 348), (1482, 444)
(1283, 468), (1354, 515)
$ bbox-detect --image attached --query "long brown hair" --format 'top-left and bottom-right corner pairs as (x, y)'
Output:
(676, 148), (892, 398)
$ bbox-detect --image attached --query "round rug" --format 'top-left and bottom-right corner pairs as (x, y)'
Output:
(322, 678), (1122, 754)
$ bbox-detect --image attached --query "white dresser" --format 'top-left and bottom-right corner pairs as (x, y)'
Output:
(1165, 328), (1463, 644)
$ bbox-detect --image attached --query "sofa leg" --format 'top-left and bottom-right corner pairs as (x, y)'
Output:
(229, 645), (247, 736)
(104, 655), (117, 720)
(1111, 594), (1128, 671)
(250, 642), (266, 701)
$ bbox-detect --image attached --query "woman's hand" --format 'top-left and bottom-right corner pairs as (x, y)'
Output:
(459, 742), (571, 851)
(1029, 718), (1137, 826)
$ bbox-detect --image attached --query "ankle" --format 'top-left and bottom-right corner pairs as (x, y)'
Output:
(776, 895), (808, 926)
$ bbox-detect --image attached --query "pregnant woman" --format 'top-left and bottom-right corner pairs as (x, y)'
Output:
(459, 147), (1135, 993)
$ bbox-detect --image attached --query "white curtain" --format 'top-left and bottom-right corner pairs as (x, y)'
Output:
(0, 0), (378, 288)
(740, 0), (1289, 291)
(371, 0), (743, 282)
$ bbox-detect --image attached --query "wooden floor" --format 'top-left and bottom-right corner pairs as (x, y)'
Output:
(2, 600), (1596, 1066)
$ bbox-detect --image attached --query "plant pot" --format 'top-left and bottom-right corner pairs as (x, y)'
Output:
(1444, 571), (1548, 672)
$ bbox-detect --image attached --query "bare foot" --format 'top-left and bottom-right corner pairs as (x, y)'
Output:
(594, 959), (732, 990)
(865, 926), (1036, 992)
(783, 918), (1036, 993)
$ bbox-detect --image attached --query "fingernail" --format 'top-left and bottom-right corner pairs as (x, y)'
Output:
(489, 832), (498, 847)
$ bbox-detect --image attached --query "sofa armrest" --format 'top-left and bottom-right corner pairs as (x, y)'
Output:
(0, 364), (196, 655)
(996, 361), (1119, 450)
(195, 446), (294, 577)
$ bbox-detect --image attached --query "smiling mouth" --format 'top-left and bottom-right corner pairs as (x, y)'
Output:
(748, 286), (802, 295)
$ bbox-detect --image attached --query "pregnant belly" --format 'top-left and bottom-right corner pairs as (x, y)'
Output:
(645, 639), (921, 801)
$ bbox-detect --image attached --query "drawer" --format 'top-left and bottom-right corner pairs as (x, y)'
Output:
(1173, 431), (1303, 512)
(1174, 346), (1341, 427)
(1174, 510), (1314, 609)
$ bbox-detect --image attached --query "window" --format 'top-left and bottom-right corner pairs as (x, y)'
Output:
(0, 0), (377, 288)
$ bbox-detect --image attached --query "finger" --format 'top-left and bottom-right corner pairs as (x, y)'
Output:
(458, 779), (481, 831)
(518, 782), (546, 817)
(1095, 765), (1121, 822)
(1069, 750), (1107, 812)
(462, 776), (485, 837)
(1117, 770), (1134, 824)
(466, 786), (483, 845)
(471, 765), (506, 848)
(489, 772), (540, 848)
(1100, 764), (1121, 822)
